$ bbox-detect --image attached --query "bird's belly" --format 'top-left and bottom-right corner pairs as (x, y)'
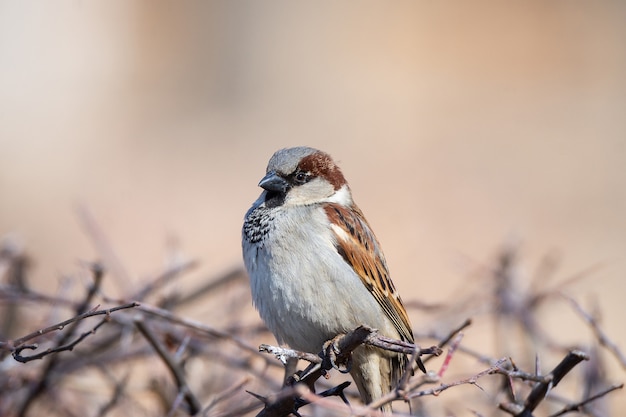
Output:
(245, 231), (396, 354)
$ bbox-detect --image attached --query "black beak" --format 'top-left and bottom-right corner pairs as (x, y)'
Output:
(258, 171), (289, 193)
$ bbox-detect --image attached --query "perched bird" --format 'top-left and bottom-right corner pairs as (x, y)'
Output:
(242, 146), (419, 412)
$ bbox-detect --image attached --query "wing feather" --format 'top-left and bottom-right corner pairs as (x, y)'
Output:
(324, 203), (414, 343)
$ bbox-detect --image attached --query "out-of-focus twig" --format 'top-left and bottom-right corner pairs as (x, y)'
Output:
(548, 383), (624, 417)
(131, 259), (199, 302)
(137, 302), (262, 357)
(564, 294), (626, 368)
(136, 318), (201, 415)
(174, 267), (247, 307)
(201, 376), (251, 415)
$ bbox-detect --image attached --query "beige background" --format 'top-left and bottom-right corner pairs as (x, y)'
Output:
(1, 1), (625, 413)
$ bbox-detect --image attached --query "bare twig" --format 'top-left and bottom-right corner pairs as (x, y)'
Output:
(259, 344), (322, 365)
(0, 284), (78, 308)
(202, 376), (251, 415)
(548, 383), (624, 417)
(131, 259), (199, 302)
(135, 318), (202, 415)
(428, 318), (472, 361)
(175, 267), (247, 307)
(499, 350), (589, 416)
(76, 205), (133, 292)
(137, 302), (262, 357)
(407, 358), (509, 399)
(0, 302), (139, 352)
(259, 327), (441, 370)
(295, 384), (410, 417)
(564, 294), (626, 368)
(256, 326), (442, 414)
(97, 372), (130, 417)
(13, 317), (108, 363)
(437, 332), (464, 377)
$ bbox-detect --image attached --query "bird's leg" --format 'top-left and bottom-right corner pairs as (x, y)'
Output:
(323, 333), (353, 374)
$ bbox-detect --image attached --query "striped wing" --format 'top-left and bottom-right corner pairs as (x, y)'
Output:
(324, 203), (414, 343)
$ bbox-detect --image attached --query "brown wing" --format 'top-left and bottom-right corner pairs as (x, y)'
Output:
(324, 203), (414, 343)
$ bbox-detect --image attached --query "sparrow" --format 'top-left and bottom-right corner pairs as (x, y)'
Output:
(242, 146), (419, 412)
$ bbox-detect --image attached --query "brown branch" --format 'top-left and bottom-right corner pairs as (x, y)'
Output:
(131, 259), (199, 302)
(201, 376), (251, 414)
(173, 267), (247, 307)
(135, 318), (201, 415)
(0, 302), (139, 352)
(259, 327), (441, 372)
(76, 205), (133, 291)
(548, 383), (624, 417)
(564, 294), (626, 368)
(16, 265), (119, 416)
(97, 372), (130, 417)
(499, 350), (589, 417)
(407, 358), (510, 399)
(428, 318), (472, 363)
(0, 284), (78, 308)
(13, 317), (108, 363)
(136, 302), (262, 358)
(255, 326), (442, 415)
(420, 320), (503, 367)
(294, 384), (396, 417)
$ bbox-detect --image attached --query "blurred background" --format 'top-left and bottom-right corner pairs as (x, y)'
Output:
(1, 0), (625, 414)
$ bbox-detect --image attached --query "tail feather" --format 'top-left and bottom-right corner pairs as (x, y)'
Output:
(350, 346), (403, 414)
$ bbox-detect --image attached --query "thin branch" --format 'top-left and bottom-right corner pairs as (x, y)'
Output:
(548, 383), (624, 417)
(407, 358), (509, 399)
(174, 267), (247, 307)
(13, 317), (108, 363)
(256, 326), (442, 415)
(437, 332), (464, 378)
(564, 294), (626, 368)
(0, 302), (139, 352)
(295, 384), (411, 417)
(0, 284), (78, 308)
(428, 318), (472, 362)
(498, 350), (590, 417)
(136, 302), (262, 358)
(259, 327), (440, 370)
(97, 372), (130, 417)
(135, 318), (201, 415)
(201, 376), (251, 415)
(259, 344), (322, 365)
(131, 259), (199, 302)
(76, 205), (133, 291)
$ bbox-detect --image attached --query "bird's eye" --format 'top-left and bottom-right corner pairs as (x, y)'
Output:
(294, 171), (308, 184)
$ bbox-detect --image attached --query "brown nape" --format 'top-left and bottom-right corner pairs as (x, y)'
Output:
(298, 151), (346, 190)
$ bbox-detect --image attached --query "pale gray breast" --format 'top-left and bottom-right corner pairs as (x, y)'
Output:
(243, 202), (401, 355)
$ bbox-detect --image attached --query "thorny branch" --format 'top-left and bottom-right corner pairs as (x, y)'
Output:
(0, 302), (139, 357)
(548, 383), (624, 417)
(14, 317), (109, 363)
(0, 236), (624, 417)
(498, 350), (590, 416)
(135, 318), (202, 415)
(255, 326), (443, 415)
(564, 294), (626, 368)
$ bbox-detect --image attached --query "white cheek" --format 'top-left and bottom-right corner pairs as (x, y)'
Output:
(284, 178), (335, 206)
